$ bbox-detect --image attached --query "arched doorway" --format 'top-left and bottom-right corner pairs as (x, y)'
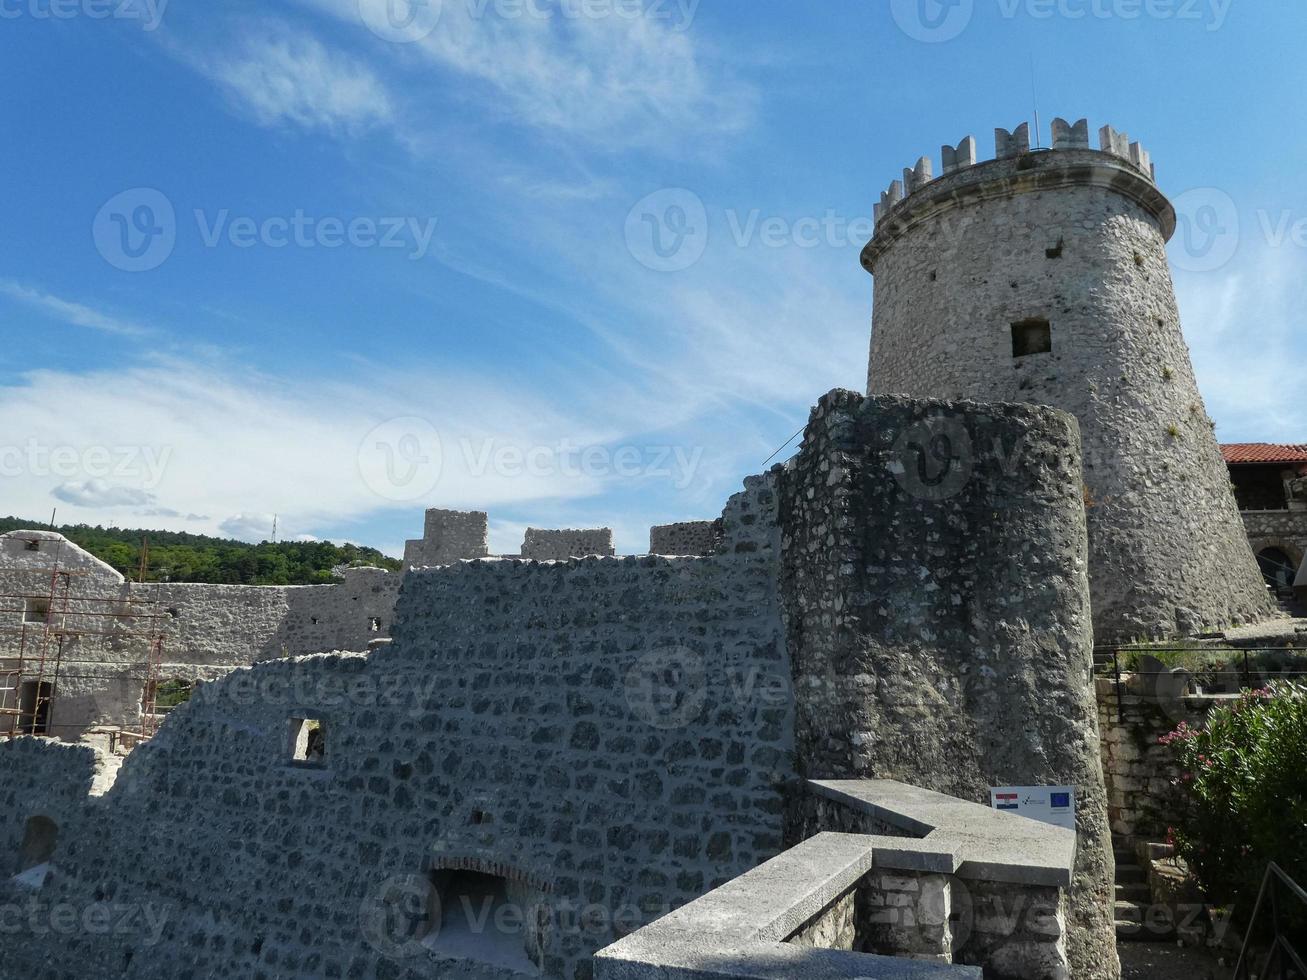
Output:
(1257, 548), (1298, 590)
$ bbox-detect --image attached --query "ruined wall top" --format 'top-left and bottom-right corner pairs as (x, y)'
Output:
(0, 530), (125, 584)
(872, 118), (1159, 227)
(403, 508), (489, 567)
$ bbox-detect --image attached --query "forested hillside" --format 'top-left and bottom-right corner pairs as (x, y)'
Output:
(0, 518), (400, 585)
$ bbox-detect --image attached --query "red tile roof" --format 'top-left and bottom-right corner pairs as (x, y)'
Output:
(1222, 443), (1307, 464)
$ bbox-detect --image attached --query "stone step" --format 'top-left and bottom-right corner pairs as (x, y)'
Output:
(1114, 901), (1177, 942)
(1115, 882), (1151, 902)
(1116, 864), (1146, 884)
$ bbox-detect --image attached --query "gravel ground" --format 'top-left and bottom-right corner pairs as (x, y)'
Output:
(1119, 942), (1234, 980)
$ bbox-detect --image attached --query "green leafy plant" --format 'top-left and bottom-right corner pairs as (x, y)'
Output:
(1161, 682), (1307, 926)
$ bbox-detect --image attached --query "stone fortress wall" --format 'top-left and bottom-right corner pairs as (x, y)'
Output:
(649, 520), (724, 557)
(0, 392), (1116, 980)
(403, 508), (490, 567)
(521, 527), (616, 561)
(863, 118), (1274, 640)
(0, 512), (635, 738)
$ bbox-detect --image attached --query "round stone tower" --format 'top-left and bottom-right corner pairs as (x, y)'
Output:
(863, 118), (1274, 640)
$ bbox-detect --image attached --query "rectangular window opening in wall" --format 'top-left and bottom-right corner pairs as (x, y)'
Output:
(145, 678), (194, 716)
(1011, 318), (1052, 358)
(289, 717), (326, 767)
(24, 539), (39, 552)
(22, 599), (49, 625)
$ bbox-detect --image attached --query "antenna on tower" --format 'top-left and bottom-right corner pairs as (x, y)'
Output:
(1030, 52), (1043, 149)
(272, 514), (278, 544)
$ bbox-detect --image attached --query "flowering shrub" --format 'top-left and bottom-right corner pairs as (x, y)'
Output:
(1161, 682), (1307, 920)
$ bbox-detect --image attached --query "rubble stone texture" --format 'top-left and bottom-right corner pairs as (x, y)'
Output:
(0, 393), (1113, 980)
(778, 391), (1116, 979)
(520, 528), (616, 561)
(865, 137), (1273, 639)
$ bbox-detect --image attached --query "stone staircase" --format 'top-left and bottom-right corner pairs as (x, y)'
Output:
(1274, 586), (1306, 619)
(1113, 839), (1175, 942)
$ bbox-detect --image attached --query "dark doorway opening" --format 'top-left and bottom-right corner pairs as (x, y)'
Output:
(423, 870), (545, 974)
(18, 681), (52, 735)
(18, 815), (57, 874)
(1257, 548), (1297, 590)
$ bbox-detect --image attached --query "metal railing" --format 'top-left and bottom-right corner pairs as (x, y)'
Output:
(1092, 645), (1307, 723)
(1233, 863), (1306, 980)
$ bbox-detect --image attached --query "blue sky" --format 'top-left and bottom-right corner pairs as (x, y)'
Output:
(1, 0), (1303, 556)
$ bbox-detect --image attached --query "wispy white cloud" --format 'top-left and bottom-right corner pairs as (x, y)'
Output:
(182, 26), (395, 136)
(0, 280), (147, 337)
(1176, 245), (1307, 441)
(303, 0), (754, 149)
(52, 480), (156, 508)
(0, 354), (692, 553)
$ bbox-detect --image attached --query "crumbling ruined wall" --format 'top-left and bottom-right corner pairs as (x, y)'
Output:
(521, 528), (616, 561)
(403, 509), (490, 567)
(649, 520), (724, 557)
(0, 531), (402, 737)
(0, 738), (115, 876)
(778, 391), (1116, 980)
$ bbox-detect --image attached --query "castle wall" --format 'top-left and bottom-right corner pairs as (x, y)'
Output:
(520, 528), (616, 561)
(778, 391), (1117, 980)
(1241, 510), (1307, 570)
(648, 520), (723, 557)
(864, 137), (1273, 640)
(0, 531), (403, 737)
(0, 391), (1116, 980)
(0, 481), (791, 980)
(1095, 677), (1213, 845)
(403, 509), (489, 567)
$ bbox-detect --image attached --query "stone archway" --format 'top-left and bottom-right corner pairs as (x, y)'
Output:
(1256, 547), (1299, 590)
(420, 857), (551, 975)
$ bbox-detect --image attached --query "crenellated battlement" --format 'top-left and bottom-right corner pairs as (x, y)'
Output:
(873, 118), (1158, 225)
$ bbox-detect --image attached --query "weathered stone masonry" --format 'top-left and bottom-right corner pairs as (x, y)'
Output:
(777, 390), (1114, 980)
(864, 120), (1273, 640)
(0, 391), (1116, 980)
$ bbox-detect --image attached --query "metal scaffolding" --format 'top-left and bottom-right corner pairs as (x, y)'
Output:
(0, 536), (167, 741)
